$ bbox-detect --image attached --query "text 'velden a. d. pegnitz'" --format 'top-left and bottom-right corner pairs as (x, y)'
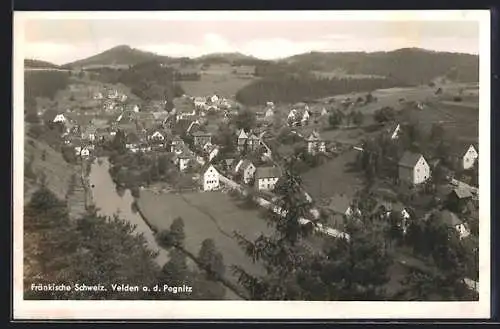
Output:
(30, 283), (193, 294)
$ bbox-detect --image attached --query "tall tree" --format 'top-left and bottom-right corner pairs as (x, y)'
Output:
(198, 239), (226, 280)
(232, 158), (315, 300)
(233, 109), (256, 132)
(170, 217), (186, 247)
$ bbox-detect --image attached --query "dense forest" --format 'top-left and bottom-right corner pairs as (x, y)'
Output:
(24, 71), (70, 100)
(92, 60), (185, 102)
(282, 48), (479, 85)
(24, 185), (228, 300)
(235, 74), (407, 105)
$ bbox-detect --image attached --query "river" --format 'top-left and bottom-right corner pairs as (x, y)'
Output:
(87, 157), (169, 266)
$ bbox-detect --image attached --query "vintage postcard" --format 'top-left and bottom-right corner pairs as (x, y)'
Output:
(13, 10), (491, 320)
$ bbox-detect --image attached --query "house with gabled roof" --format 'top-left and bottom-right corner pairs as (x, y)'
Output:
(81, 125), (97, 142)
(205, 144), (220, 162)
(439, 210), (470, 239)
(398, 151), (431, 185)
(450, 143), (478, 170)
(235, 159), (256, 184)
(125, 132), (141, 152)
(172, 147), (195, 171)
(199, 164), (220, 191)
(170, 135), (184, 152)
(237, 129), (249, 152)
(192, 131), (212, 147)
(53, 113), (67, 123)
(254, 166), (281, 191)
(247, 133), (261, 152)
(305, 130), (326, 155)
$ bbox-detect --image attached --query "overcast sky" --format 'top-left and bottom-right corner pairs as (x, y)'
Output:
(22, 18), (479, 65)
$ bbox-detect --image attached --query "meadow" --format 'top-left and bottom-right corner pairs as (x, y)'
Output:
(179, 64), (257, 98)
(136, 190), (273, 287)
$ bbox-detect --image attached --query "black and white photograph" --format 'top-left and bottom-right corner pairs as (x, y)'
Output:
(13, 10), (491, 319)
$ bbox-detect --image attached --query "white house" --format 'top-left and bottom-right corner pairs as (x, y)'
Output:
(439, 210), (471, 239)
(265, 108), (274, 117)
(148, 131), (165, 141)
(120, 94), (128, 102)
(74, 145), (90, 158)
(320, 108), (328, 116)
(305, 131), (326, 155)
(255, 167), (281, 191)
(53, 114), (67, 123)
(237, 160), (256, 184)
(206, 144), (219, 162)
(398, 151), (431, 185)
(456, 144), (478, 170)
(301, 110), (311, 124)
(287, 109), (298, 121)
(194, 97), (206, 108)
(237, 129), (248, 152)
(200, 164), (220, 191)
(133, 105), (140, 113)
(170, 136), (184, 152)
(210, 94), (220, 104)
(247, 134), (261, 152)
(173, 150), (193, 171)
(266, 101), (275, 108)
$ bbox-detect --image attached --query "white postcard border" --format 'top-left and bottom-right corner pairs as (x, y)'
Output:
(13, 10), (491, 320)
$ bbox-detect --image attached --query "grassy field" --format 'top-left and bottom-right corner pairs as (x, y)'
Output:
(301, 149), (365, 203)
(313, 70), (386, 80)
(24, 135), (74, 203)
(179, 64), (257, 98)
(136, 190), (273, 288)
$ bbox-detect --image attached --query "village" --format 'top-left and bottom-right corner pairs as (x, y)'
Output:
(33, 68), (480, 297)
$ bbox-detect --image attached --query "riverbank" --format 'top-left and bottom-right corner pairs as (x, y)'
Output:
(87, 157), (169, 266)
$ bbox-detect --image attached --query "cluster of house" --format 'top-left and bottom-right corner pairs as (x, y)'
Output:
(93, 88), (128, 102)
(332, 130), (479, 239)
(285, 103), (329, 127)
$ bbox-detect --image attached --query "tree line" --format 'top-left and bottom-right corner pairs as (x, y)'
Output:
(91, 61), (184, 102)
(235, 74), (406, 106)
(24, 184), (230, 300)
(231, 159), (478, 300)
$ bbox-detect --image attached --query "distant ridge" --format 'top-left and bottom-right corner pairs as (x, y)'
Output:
(24, 59), (60, 69)
(62, 45), (176, 69)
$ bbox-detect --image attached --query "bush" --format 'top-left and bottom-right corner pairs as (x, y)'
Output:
(157, 230), (175, 249)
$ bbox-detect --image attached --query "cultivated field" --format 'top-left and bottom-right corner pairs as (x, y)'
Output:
(301, 149), (365, 202)
(313, 70), (386, 80)
(136, 190), (273, 287)
(179, 64), (257, 98)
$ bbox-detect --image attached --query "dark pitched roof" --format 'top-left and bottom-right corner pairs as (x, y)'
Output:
(451, 187), (473, 199)
(239, 160), (255, 172)
(192, 131), (212, 137)
(126, 132), (141, 144)
(255, 166), (281, 179)
(398, 151), (424, 168)
(449, 142), (479, 158)
(439, 210), (463, 227)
